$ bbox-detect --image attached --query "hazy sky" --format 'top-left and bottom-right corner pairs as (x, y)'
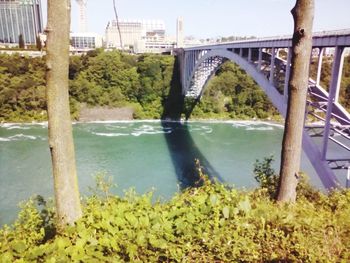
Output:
(41, 0), (350, 38)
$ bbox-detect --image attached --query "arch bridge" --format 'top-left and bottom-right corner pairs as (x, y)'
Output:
(175, 30), (350, 189)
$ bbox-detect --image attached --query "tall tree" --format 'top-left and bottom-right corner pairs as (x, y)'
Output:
(277, 0), (314, 202)
(46, 0), (82, 226)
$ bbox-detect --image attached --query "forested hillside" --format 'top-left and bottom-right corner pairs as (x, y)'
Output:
(0, 50), (349, 122)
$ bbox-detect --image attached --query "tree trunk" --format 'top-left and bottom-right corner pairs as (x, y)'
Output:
(277, 0), (314, 202)
(46, 0), (82, 226)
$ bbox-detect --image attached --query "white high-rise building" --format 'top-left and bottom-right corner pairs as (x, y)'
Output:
(176, 17), (184, 48)
(105, 19), (166, 50)
(105, 20), (143, 49)
(75, 0), (87, 32)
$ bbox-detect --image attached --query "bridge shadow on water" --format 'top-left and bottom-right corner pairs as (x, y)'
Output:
(161, 56), (223, 190)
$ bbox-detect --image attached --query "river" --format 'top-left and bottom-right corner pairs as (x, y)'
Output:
(0, 121), (321, 225)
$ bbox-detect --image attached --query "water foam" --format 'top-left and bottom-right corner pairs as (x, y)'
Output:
(1, 134), (38, 141)
(92, 132), (129, 137)
(245, 126), (274, 131)
(231, 120), (283, 131)
(6, 125), (31, 130)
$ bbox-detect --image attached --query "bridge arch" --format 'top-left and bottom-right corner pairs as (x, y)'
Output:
(178, 31), (350, 189)
(187, 49), (286, 116)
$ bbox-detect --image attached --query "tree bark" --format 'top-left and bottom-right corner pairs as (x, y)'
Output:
(46, 0), (82, 226)
(277, 0), (314, 202)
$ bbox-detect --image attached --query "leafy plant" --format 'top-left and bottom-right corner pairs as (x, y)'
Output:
(253, 155), (278, 198)
(1, 175), (350, 262)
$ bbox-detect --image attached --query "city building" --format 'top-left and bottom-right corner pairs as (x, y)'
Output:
(75, 0), (88, 33)
(70, 32), (103, 52)
(0, 0), (43, 45)
(176, 17), (184, 48)
(105, 20), (143, 49)
(105, 19), (174, 53)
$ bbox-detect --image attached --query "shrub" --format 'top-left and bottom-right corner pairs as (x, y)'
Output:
(1, 175), (350, 262)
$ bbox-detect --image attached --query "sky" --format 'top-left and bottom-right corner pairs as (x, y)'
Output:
(41, 0), (350, 38)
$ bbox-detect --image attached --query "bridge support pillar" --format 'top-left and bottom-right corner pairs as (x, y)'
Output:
(257, 48), (262, 71)
(322, 46), (345, 160)
(269, 48), (276, 84)
(248, 48), (252, 62)
(316, 48), (324, 86)
(334, 50), (345, 103)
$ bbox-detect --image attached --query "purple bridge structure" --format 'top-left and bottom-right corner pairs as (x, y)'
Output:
(176, 29), (350, 189)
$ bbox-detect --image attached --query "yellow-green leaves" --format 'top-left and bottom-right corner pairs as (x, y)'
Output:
(1, 178), (350, 262)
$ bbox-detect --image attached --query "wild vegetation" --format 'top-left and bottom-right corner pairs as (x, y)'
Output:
(1, 50), (349, 123)
(0, 159), (349, 262)
(189, 61), (279, 119)
(0, 50), (277, 122)
(0, 50), (175, 121)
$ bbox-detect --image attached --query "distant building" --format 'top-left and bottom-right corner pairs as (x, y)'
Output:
(134, 39), (174, 54)
(105, 20), (143, 49)
(75, 0), (88, 33)
(176, 17), (184, 48)
(0, 0), (43, 45)
(70, 32), (103, 52)
(105, 19), (172, 53)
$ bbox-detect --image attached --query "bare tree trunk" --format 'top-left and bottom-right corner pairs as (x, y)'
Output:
(46, 0), (82, 226)
(277, 0), (314, 202)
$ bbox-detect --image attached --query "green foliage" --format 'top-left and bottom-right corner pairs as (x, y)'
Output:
(0, 54), (47, 122)
(1, 176), (350, 262)
(253, 156), (279, 198)
(89, 172), (116, 200)
(1, 51), (349, 122)
(191, 61), (280, 120)
(253, 156), (324, 202)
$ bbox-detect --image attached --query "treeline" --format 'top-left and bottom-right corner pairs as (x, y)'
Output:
(1, 50), (349, 122)
(0, 50), (277, 122)
(0, 50), (175, 121)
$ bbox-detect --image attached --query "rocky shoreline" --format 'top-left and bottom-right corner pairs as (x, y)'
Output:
(78, 106), (134, 122)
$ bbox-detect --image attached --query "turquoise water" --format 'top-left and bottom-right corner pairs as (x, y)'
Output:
(0, 121), (321, 225)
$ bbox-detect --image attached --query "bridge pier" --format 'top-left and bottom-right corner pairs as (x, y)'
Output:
(316, 48), (324, 87)
(269, 47), (276, 85)
(257, 48), (262, 71)
(322, 46), (345, 160)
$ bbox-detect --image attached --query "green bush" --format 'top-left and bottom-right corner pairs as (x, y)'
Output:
(1, 175), (349, 262)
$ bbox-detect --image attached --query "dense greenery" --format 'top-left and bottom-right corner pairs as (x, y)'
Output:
(1, 50), (349, 122)
(0, 54), (47, 121)
(0, 50), (175, 121)
(0, 50), (279, 122)
(1, 162), (349, 262)
(189, 61), (279, 119)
